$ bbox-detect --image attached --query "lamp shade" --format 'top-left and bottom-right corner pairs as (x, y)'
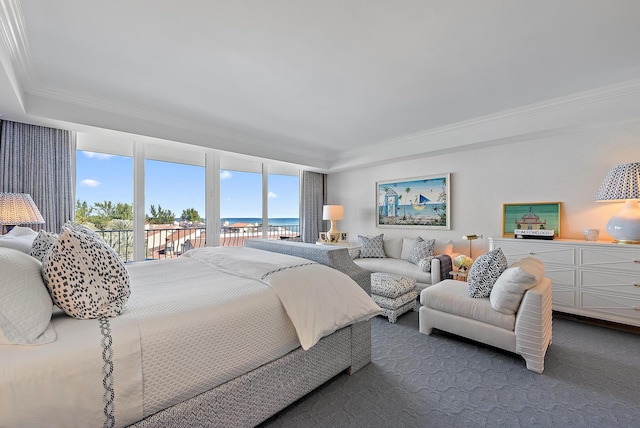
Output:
(595, 162), (640, 201)
(322, 205), (344, 221)
(595, 163), (640, 243)
(0, 193), (45, 226)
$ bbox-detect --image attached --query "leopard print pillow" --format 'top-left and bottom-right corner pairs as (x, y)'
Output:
(30, 230), (59, 262)
(43, 222), (130, 319)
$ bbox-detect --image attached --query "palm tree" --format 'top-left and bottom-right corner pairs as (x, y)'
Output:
(404, 187), (411, 219)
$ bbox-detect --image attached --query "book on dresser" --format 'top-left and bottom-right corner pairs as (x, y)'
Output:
(514, 229), (555, 240)
(489, 237), (640, 328)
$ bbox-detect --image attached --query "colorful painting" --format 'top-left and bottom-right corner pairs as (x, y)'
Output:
(376, 174), (450, 229)
(502, 202), (561, 237)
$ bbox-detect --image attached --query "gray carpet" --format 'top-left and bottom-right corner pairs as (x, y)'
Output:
(261, 309), (640, 428)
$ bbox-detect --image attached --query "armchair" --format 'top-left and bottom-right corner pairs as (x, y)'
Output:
(419, 277), (552, 373)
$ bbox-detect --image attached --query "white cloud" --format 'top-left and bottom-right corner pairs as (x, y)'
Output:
(80, 178), (101, 187)
(220, 170), (232, 180)
(82, 151), (113, 160)
(268, 191), (278, 199)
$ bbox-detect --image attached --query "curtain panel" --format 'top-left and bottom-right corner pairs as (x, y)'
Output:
(0, 120), (76, 232)
(299, 170), (326, 243)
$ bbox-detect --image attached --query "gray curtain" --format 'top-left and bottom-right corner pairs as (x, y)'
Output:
(299, 170), (326, 243)
(0, 120), (76, 232)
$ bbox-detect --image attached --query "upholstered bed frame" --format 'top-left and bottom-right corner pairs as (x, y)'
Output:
(131, 240), (373, 427)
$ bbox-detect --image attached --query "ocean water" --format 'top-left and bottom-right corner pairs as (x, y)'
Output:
(221, 217), (299, 226)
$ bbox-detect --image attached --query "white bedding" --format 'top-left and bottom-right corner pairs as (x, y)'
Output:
(0, 246), (381, 428)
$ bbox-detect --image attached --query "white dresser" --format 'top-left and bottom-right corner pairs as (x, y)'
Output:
(489, 237), (640, 327)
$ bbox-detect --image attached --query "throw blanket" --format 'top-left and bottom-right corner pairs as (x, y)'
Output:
(183, 247), (382, 349)
(436, 254), (453, 280)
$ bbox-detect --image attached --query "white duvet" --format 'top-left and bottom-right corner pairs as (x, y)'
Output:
(0, 246), (381, 428)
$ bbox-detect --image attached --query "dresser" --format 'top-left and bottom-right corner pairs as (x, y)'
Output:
(489, 237), (640, 327)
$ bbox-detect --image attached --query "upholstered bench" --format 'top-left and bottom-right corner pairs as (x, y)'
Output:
(371, 272), (418, 323)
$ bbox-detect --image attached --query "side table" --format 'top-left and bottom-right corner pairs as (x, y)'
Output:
(449, 270), (468, 281)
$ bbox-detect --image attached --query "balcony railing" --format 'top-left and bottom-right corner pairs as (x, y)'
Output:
(96, 224), (300, 262)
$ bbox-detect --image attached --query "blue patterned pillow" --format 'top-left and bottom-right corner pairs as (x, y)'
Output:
(467, 248), (508, 298)
(30, 230), (59, 262)
(417, 256), (434, 272)
(407, 237), (435, 265)
(357, 234), (386, 258)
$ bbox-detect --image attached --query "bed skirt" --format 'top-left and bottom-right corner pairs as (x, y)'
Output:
(131, 320), (370, 427)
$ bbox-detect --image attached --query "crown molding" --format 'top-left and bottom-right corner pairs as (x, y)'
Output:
(331, 78), (640, 171)
(24, 84), (333, 169)
(0, 0), (30, 109)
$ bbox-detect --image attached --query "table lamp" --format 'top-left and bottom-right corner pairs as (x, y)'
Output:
(595, 162), (640, 244)
(322, 205), (344, 241)
(0, 192), (45, 234)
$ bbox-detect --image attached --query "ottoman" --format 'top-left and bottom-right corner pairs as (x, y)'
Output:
(371, 272), (418, 323)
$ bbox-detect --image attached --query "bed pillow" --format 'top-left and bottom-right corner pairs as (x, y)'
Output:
(0, 247), (56, 345)
(0, 226), (38, 253)
(30, 230), (59, 262)
(357, 234), (386, 258)
(43, 222), (130, 319)
(407, 237), (436, 265)
(490, 257), (545, 314)
(467, 248), (508, 298)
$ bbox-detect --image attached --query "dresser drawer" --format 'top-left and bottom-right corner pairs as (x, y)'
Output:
(552, 286), (576, 308)
(495, 242), (576, 266)
(580, 247), (640, 272)
(580, 269), (640, 296)
(580, 291), (640, 323)
(546, 267), (576, 287)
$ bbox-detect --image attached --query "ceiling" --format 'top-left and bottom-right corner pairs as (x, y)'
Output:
(2, 1), (640, 171)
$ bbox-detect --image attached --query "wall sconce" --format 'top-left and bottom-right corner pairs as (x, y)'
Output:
(462, 234), (482, 258)
(322, 205), (344, 241)
(595, 162), (640, 244)
(0, 192), (45, 234)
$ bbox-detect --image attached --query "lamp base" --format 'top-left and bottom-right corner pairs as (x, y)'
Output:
(607, 200), (640, 244)
(326, 220), (340, 243)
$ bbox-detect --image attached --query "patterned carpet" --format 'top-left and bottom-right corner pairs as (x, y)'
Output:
(261, 308), (640, 428)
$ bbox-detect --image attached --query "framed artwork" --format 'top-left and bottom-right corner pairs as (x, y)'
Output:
(376, 173), (450, 229)
(319, 232), (327, 242)
(339, 232), (349, 242)
(502, 202), (561, 237)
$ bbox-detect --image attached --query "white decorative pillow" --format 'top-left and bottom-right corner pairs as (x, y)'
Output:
(30, 230), (59, 262)
(0, 226), (38, 253)
(43, 222), (130, 319)
(407, 237), (436, 265)
(0, 247), (56, 345)
(490, 257), (544, 314)
(467, 248), (508, 298)
(357, 234), (386, 258)
(417, 256), (434, 272)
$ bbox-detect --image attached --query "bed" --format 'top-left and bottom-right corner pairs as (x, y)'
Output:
(0, 230), (380, 428)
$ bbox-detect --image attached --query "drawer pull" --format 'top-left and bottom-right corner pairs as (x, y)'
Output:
(634, 259), (640, 264)
(529, 251), (536, 255)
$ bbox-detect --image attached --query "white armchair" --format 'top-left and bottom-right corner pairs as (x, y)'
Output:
(419, 277), (552, 373)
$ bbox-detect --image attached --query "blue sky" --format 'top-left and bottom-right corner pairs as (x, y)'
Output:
(75, 151), (299, 218)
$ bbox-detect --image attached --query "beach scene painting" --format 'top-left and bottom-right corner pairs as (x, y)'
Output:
(377, 173), (450, 229)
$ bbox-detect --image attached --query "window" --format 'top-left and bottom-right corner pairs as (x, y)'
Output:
(268, 173), (300, 239)
(144, 159), (205, 258)
(220, 169), (262, 246)
(75, 150), (134, 260)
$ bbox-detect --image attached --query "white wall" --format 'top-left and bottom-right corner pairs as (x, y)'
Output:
(328, 120), (640, 256)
